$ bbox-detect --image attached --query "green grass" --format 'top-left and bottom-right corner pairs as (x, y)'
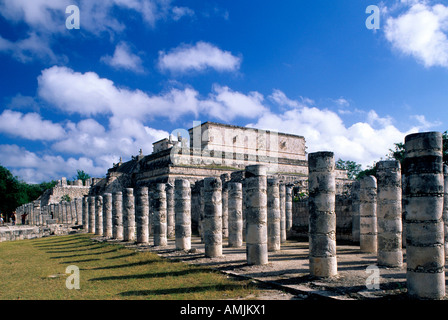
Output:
(0, 234), (260, 300)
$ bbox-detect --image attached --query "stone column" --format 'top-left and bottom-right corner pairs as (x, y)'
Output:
(203, 177), (223, 258)
(82, 196), (88, 229)
(103, 193), (113, 238)
(136, 187), (149, 244)
(376, 160), (403, 268)
(175, 179), (191, 251)
(88, 196), (95, 233)
(123, 188), (135, 242)
(285, 184), (293, 234)
(308, 151), (337, 278)
(75, 198), (82, 225)
(404, 132), (445, 299)
(245, 165), (268, 265)
(154, 184), (168, 246)
(228, 182), (243, 248)
(359, 176), (377, 253)
(33, 200), (41, 226)
(221, 173), (230, 238)
(166, 183), (175, 238)
(267, 178), (281, 252)
(112, 191), (123, 240)
(279, 184), (286, 243)
(444, 165), (448, 259)
(351, 180), (361, 243)
(95, 195), (103, 236)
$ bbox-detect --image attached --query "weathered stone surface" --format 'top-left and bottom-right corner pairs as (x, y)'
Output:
(404, 131), (445, 300)
(376, 160), (403, 268)
(267, 178), (281, 252)
(245, 165), (268, 265)
(123, 188), (135, 242)
(166, 183), (175, 238)
(112, 191), (123, 240)
(359, 176), (377, 253)
(136, 187), (149, 244)
(154, 184), (167, 246)
(203, 177), (223, 257)
(228, 182), (243, 248)
(95, 195), (103, 236)
(103, 193), (113, 238)
(175, 179), (191, 250)
(308, 151), (337, 278)
(88, 196), (95, 234)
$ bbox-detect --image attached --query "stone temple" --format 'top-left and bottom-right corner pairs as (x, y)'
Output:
(95, 121), (349, 194)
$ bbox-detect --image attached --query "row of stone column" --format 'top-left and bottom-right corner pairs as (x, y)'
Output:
(15, 198), (85, 226)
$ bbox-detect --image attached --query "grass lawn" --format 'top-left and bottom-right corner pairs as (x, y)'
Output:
(0, 233), (261, 300)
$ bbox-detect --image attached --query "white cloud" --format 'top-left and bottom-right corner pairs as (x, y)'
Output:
(384, 1), (448, 68)
(158, 41), (242, 73)
(0, 144), (106, 184)
(0, 109), (66, 141)
(101, 42), (144, 73)
(37, 66), (266, 121)
(247, 90), (421, 167)
(269, 89), (301, 108)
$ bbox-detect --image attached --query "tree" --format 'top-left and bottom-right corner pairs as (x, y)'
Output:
(0, 164), (57, 214)
(335, 159), (362, 180)
(75, 169), (91, 183)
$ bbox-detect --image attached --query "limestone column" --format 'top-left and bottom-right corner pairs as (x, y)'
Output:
(175, 179), (191, 251)
(444, 165), (448, 259)
(245, 165), (268, 265)
(228, 182), (243, 248)
(359, 176), (377, 253)
(376, 160), (403, 268)
(308, 151), (337, 277)
(82, 196), (88, 229)
(166, 183), (175, 238)
(279, 184), (286, 243)
(88, 196), (95, 233)
(75, 198), (82, 225)
(95, 195), (103, 236)
(123, 188), (136, 242)
(351, 181), (361, 243)
(267, 178), (281, 252)
(112, 191), (123, 240)
(404, 132), (445, 299)
(203, 177), (223, 258)
(136, 187), (149, 244)
(285, 184), (293, 233)
(221, 173), (230, 238)
(154, 184), (167, 246)
(103, 193), (113, 238)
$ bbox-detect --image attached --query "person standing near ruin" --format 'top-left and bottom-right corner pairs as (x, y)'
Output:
(11, 211), (16, 225)
(21, 212), (28, 225)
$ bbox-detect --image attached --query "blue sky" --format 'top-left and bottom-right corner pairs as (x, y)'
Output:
(0, 0), (448, 183)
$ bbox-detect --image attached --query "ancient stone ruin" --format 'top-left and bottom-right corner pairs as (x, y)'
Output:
(10, 122), (448, 300)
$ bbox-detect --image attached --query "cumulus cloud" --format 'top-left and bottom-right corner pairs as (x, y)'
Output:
(37, 66), (266, 121)
(247, 90), (422, 167)
(0, 144), (107, 184)
(384, 1), (448, 68)
(158, 41), (242, 73)
(101, 42), (144, 73)
(0, 110), (65, 140)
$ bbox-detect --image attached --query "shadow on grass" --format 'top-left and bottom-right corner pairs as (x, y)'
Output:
(89, 268), (215, 281)
(118, 283), (246, 297)
(84, 259), (159, 271)
(49, 247), (120, 259)
(44, 243), (106, 253)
